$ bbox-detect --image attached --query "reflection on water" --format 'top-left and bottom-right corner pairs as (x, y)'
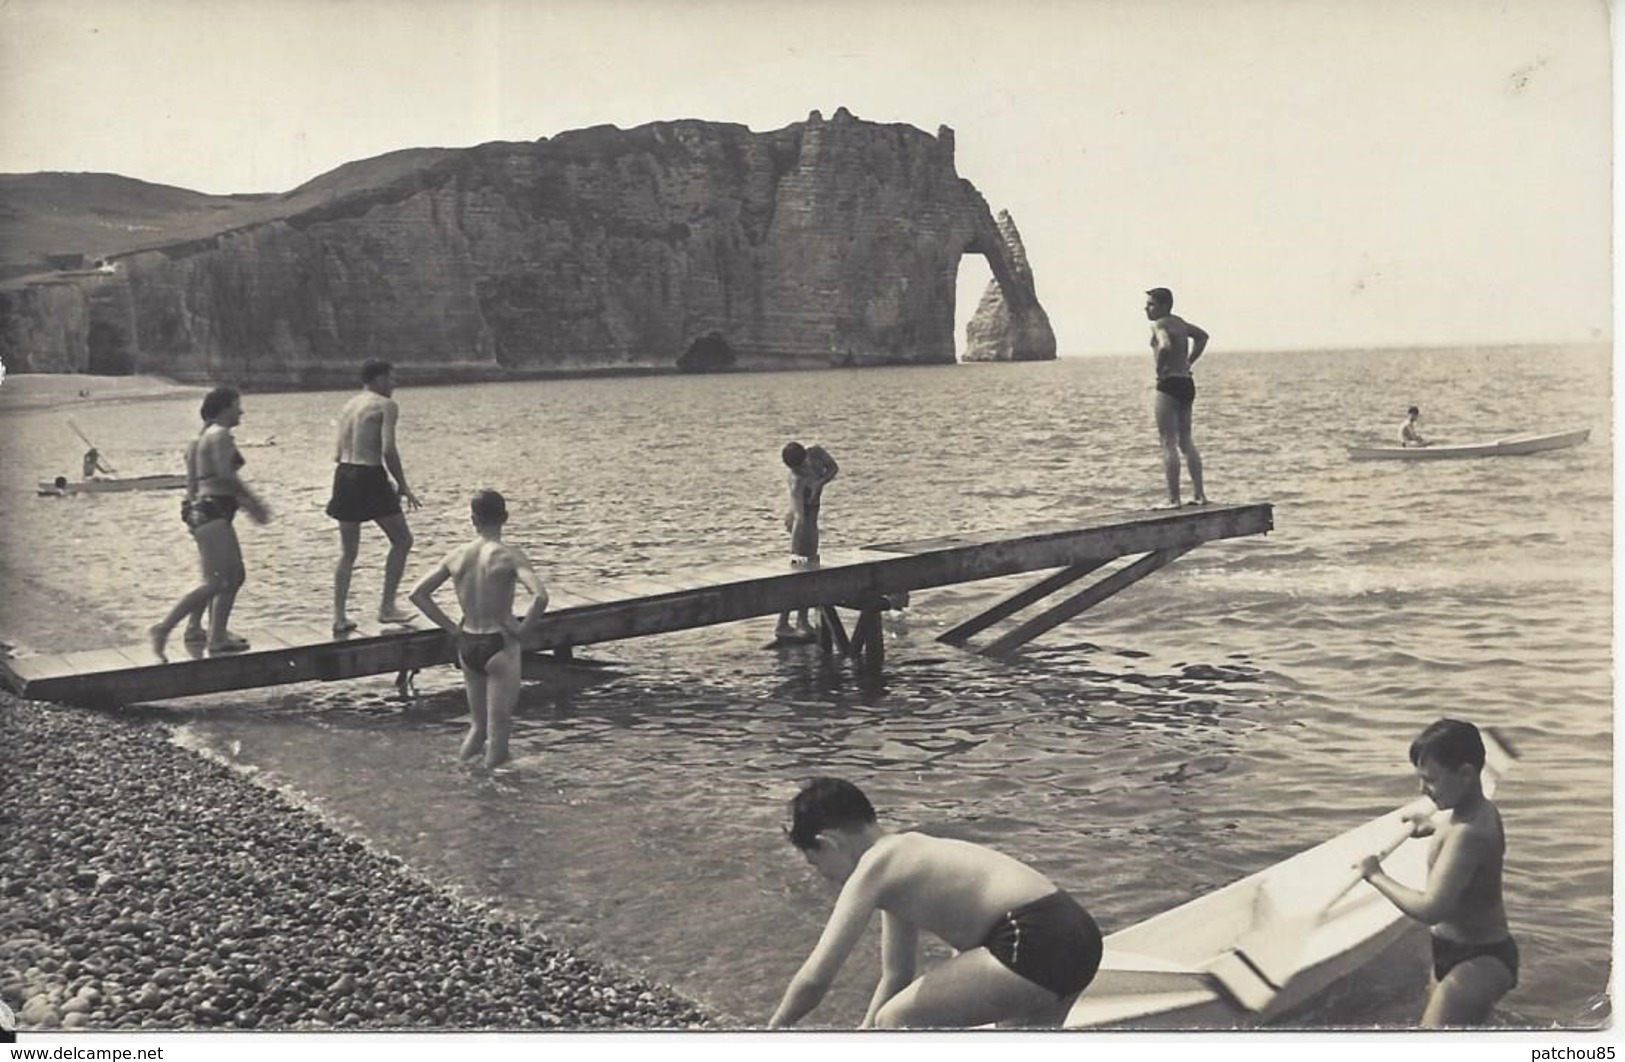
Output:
(0, 345), (1612, 1028)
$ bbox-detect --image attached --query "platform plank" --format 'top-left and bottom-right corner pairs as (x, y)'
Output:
(6, 504), (1272, 706)
(2, 653), (81, 683)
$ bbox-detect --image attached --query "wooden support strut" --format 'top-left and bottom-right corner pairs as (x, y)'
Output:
(818, 605), (852, 656)
(936, 558), (1112, 646)
(979, 545), (1198, 656)
(854, 609), (884, 672)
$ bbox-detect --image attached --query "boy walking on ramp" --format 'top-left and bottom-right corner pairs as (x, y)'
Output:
(409, 490), (549, 769)
(1359, 718), (1517, 1027)
(328, 358), (420, 633)
(769, 777), (1102, 1029)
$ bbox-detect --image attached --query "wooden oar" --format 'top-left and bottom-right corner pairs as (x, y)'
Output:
(1215, 726), (1520, 1013)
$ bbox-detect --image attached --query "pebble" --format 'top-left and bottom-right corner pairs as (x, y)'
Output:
(0, 693), (714, 1031)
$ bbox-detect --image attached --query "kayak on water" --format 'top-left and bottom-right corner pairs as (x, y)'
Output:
(1347, 427), (1589, 462)
(37, 474), (189, 496)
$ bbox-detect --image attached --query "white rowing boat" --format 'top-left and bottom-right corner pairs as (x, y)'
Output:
(37, 474), (188, 496)
(1347, 428), (1589, 462)
(1067, 730), (1515, 1029)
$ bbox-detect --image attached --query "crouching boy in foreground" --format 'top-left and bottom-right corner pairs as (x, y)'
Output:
(769, 777), (1102, 1029)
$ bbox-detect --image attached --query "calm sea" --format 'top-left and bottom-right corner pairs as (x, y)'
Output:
(0, 345), (1611, 1029)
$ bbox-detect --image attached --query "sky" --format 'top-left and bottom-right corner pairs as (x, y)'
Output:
(0, 0), (1612, 356)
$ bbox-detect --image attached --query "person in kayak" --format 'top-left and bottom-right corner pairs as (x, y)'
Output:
(769, 777), (1102, 1029)
(1144, 287), (1210, 507)
(82, 447), (113, 479)
(1399, 406), (1430, 447)
(1359, 719), (1516, 1027)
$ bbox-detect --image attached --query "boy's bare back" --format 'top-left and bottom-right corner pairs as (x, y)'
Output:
(441, 539), (538, 634)
(849, 832), (1057, 948)
(334, 391), (395, 465)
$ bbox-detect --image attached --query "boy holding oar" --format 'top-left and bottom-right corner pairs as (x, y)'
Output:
(769, 777), (1102, 1029)
(1359, 719), (1516, 1027)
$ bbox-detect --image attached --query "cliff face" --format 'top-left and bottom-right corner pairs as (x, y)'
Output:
(0, 111), (1056, 384)
(962, 209), (1056, 362)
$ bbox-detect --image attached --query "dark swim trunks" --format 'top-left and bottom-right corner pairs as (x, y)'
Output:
(325, 463), (402, 523)
(981, 890), (1104, 998)
(182, 494), (238, 529)
(791, 492), (821, 557)
(456, 630), (508, 675)
(1155, 375), (1196, 405)
(1432, 934), (1519, 988)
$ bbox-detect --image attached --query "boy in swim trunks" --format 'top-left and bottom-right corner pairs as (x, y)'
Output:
(768, 777), (1102, 1029)
(775, 441), (839, 641)
(1359, 719), (1516, 1027)
(1144, 287), (1210, 507)
(407, 490), (549, 769)
(327, 359), (421, 634)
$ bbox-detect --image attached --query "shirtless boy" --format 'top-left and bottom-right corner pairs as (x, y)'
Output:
(1144, 287), (1210, 507)
(769, 777), (1102, 1029)
(1400, 406), (1430, 447)
(327, 359), (421, 633)
(1359, 719), (1516, 1027)
(82, 447), (113, 479)
(408, 490), (549, 769)
(775, 441), (839, 641)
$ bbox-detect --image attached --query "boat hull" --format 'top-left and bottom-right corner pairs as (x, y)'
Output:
(1067, 732), (1514, 1029)
(37, 474), (188, 495)
(1348, 428), (1589, 461)
(1071, 919), (1423, 1029)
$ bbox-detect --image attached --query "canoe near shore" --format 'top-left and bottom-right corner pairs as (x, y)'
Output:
(1066, 729), (1517, 1029)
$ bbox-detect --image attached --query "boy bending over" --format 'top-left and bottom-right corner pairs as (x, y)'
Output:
(769, 777), (1102, 1029)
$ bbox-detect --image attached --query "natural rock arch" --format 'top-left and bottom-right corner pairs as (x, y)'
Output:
(961, 210), (1056, 362)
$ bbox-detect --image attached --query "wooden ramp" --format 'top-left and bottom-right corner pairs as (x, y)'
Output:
(1, 503), (1273, 707)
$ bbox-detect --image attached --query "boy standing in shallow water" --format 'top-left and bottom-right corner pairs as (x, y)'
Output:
(769, 777), (1102, 1029)
(1359, 719), (1516, 1027)
(408, 491), (549, 769)
(775, 441), (838, 641)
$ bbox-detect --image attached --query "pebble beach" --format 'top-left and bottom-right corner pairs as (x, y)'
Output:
(0, 693), (714, 1032)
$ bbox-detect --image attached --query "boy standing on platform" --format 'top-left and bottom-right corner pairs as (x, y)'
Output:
(1359, 719), (1517, 1027)
(1144, 287), (1209, 507)
(409, 490), (549, 769)
(775, 441), (838, 641)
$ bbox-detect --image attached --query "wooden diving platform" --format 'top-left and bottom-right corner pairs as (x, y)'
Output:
(1, 503), (1273, 707)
